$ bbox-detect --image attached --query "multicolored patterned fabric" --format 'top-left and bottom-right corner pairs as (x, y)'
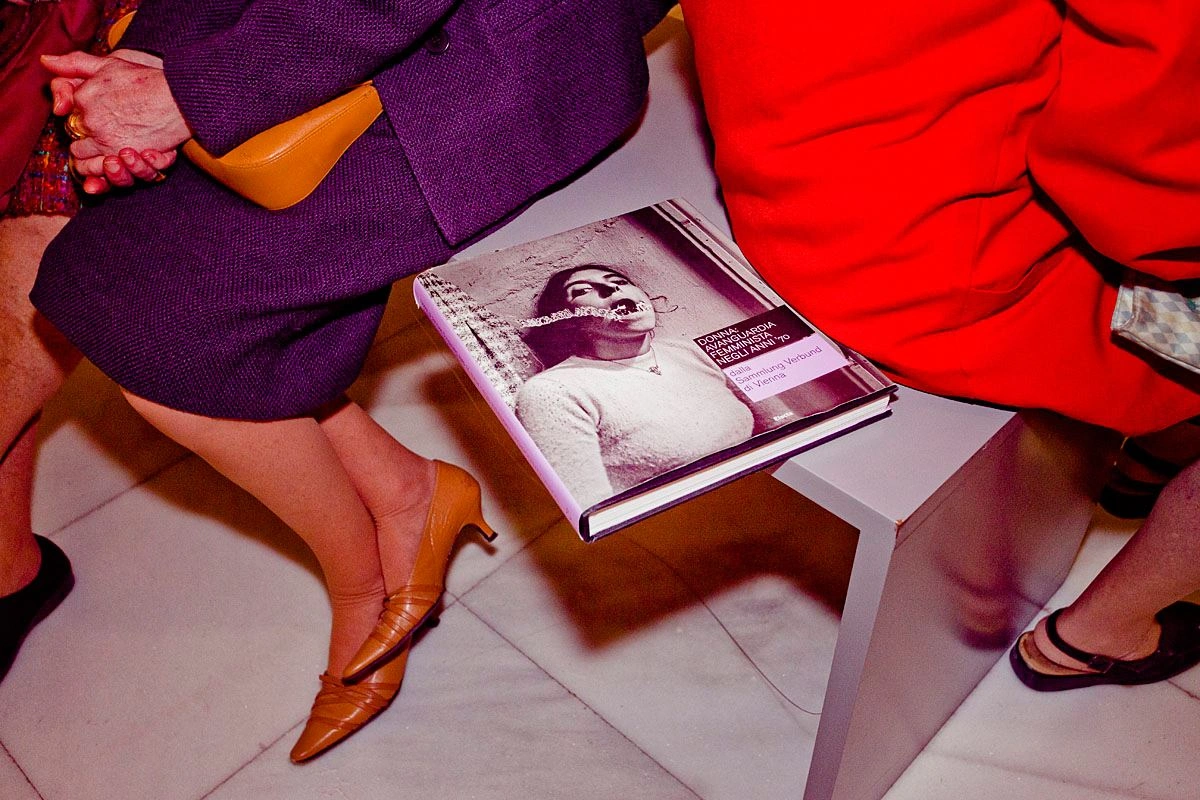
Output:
(1113, 275), (1200, 376)
(4, 0), (140, 218)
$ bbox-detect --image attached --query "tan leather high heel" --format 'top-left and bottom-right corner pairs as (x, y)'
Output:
(341, 461), (496, 683)
(289, 644), (410, 763)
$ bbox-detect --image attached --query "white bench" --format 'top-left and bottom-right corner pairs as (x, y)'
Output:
(459, 17), (1115, 800)
(772, 393), (1111, 799)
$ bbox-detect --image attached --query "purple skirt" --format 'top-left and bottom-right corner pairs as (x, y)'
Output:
(32, 118), (454, 420)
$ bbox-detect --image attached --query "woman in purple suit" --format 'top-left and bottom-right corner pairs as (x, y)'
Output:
(32, 0), (675, 761)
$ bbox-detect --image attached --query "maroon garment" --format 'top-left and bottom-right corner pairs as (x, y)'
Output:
(5, 0), (142, 218)
(33, 0), (672, 419)
(1, 0), (101, 213)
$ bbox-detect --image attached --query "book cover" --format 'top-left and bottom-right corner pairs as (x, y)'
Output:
(414, 199), (896, 541)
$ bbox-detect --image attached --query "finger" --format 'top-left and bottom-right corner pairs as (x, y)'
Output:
(117, 148), (154, 180)
(48, 76), (84, 115)
(142, 149), (178, 170)
(40, 52), (108, 78)
(81, 175), (112, 195)
(71, 154), (107, 178)
(68, 155), (110, 190)
(103, 156), (135, 188)
(69, 138), (104, 160)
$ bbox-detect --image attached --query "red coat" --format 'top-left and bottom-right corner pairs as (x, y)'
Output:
(681, 0), (1200, 436)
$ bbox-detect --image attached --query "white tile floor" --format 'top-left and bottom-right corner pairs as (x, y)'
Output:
(3, 278), (1197, 800)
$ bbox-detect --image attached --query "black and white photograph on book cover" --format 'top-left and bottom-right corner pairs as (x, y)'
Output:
(417, 199), (894, 519)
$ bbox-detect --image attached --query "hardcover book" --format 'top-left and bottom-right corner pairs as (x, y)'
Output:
(414, 199), (897, 541)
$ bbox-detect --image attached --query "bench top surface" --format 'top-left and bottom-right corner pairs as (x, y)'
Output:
(771, 388), (1015, 524)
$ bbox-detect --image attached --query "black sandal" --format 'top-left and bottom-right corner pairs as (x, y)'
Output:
(1098, 439), (1186, 519)
(1010, 602), (1200, 691)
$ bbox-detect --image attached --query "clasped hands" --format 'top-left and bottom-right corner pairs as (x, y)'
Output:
(41, 49), (192, 194)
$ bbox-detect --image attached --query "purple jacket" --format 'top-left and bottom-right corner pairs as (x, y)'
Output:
(120, 0), (674, 244)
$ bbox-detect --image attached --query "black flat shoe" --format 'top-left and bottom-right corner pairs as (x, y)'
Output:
(0, 536), (74, 682)
(1010, 602), (1200, 691)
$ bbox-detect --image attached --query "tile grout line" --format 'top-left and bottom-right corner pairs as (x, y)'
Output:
(453, 596), (708, 800)
(194, 724), (302, 800)
(188, 525), (554, 800)
(42, 451), (194, 537)
(450, 519), (555, 601)
(1170, 679), (1200, 701)
(368, 311), (423, 349)
(0, 739), (47, 800)
(35, 446), (307, 797)
(906, 747), (1165, 800)
(624, 536), (823, 719)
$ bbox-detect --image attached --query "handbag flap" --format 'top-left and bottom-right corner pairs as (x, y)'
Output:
(110, 11), (382, 210)
(181, 84), (383, 209)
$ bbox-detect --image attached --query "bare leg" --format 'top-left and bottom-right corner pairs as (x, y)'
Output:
(122, 392), (388, 675)
(1033, 453), (1200, 668)
(317, 400), (435, 595)
(0, 215), (79, 596)
(0, 422), (42, 595)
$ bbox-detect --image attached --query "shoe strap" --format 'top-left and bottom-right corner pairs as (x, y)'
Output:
(1106, 474), (1171, 493)
(313, 674), (398, 714)
(1122, 440), (1184, 479)
(383, 584), (442, 610)
(376, 585), (442, 633)
(1043, 609), (1116, 673)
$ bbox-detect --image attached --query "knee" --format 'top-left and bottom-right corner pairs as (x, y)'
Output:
(30, 313), (81, 376)
(121, 388), (179, 432)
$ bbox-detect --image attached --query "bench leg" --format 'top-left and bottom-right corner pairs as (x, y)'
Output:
(803, 516), (898, 800)
(803, 412), (1115, 800)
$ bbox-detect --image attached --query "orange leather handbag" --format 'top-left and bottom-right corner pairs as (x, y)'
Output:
(109, 13), (382, 210)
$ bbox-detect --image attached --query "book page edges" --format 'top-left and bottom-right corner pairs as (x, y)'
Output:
(412, 278), (588, 534)
(584, 394), (893, 537)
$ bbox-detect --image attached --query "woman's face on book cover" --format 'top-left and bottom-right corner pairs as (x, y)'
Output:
(560, 268), (656, 341)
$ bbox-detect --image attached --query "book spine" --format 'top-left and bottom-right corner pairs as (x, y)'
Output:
(412, 277), (588, 535)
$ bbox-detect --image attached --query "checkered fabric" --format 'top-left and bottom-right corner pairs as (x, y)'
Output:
(1112, 273), (1200, 375)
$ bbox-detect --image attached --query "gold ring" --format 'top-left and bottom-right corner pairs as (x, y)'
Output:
(63, 110), (89, 141)
(148, 170), (167, 183)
